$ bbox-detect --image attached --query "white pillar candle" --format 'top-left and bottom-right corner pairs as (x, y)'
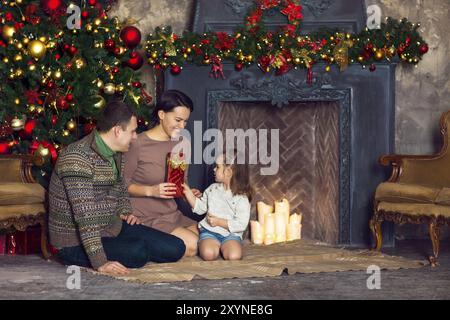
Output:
(289, 212), (302, 225)
(250, 220), (264, 245)
(264, 213), (275, 245)
(274, 212), (286, 243)
(257, 201), (273, 226)
(275, 198), (290, 224)
(287, 222), (301, 241)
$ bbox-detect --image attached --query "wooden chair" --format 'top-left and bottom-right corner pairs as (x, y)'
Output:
(0, 155), (50, 259)
(371, 110), (450, 266)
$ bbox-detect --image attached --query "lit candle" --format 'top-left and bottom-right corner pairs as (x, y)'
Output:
(274, 212), (286, 243)
(287, 222), (301, 241)
(257, 201), (273, 225)
(289, 212), (302, 225)
(250, 220), (264, 245)
(275, 198), (290, 224)
(264, 213), (275, 245)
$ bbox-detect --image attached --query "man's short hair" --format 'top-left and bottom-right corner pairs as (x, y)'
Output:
(96, 100), (137, 133)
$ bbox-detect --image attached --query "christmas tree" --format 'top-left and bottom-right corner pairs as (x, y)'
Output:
(0, 0), (151, 181)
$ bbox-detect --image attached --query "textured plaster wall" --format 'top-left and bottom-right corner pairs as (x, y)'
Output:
(110, 0), (449, 239)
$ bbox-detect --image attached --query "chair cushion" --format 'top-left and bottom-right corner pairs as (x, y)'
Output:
(377, 202), (450, 218)
(0, 203), (45, 220)
(0, 183), (45, 205)
(375, 182), (440, 204)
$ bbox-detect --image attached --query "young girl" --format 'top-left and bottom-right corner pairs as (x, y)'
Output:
(182, 150), (252, 261)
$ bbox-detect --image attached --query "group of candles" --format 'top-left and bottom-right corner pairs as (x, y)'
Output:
(250, 198), (302, 245)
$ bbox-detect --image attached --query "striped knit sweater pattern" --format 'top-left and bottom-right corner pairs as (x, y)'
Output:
(48, 131), (132, 269)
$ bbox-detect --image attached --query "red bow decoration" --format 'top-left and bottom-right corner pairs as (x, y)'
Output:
(281, 1), (303, 22)
(29, 140), (58, 163)
(210, 55), (225, 79)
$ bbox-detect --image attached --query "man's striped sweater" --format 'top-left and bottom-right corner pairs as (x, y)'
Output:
(48, 131), (132, 269)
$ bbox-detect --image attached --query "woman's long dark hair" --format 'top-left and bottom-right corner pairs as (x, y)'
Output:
(150, 90), (193, 128)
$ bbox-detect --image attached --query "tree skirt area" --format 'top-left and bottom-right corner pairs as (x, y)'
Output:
(86, 239), (426, 283)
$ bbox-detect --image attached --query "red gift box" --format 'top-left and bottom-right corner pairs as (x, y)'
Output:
(6, 225), (41, 255)
(166, 152), (186, 198)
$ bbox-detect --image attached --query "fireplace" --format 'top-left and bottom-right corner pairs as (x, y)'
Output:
(217, 100), (340, 244)
(163, 0), (396, 246)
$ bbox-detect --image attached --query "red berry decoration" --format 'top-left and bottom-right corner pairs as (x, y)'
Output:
(111, 66), (120, 74)
(419, 44), (429, 54)
(51, 115), (58, 126)
(125, 52), (143, 70)
(120, 26), (142, 49)
(55, 53), (61, 60)
(132, 81), (142, 88)
(104, 39), (116, 51)
(170, 65), (181, 75)
(65, 94), (73, 102)
(47, 81), (56, 89)
(235, 63), (244, 71)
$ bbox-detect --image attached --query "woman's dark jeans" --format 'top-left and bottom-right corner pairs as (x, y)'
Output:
(57, 221), (186, 268)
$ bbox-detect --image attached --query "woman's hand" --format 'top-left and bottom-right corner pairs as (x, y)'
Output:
(148, 183), (177, 198)
(120, 214), (141, 225)
(98, 261), (129, 275)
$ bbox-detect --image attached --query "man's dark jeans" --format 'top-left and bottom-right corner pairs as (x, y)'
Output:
(57, 221), (186, 268)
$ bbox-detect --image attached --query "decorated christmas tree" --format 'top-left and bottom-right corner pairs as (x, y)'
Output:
(0, 0), (151, 181)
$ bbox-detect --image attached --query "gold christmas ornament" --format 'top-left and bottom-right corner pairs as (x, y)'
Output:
(1, 25), (15, 40)
(94, 18), (101, 26)
(32, 144), (50, 167)
(13, 54), (22, 62)
(62, 130), (70, 137)
(93, 95), (106, 109)
(96, 79), (104, 89)
(14, 98), (20, 105)
(15, 69), (24, 78)
(15, 42), (23, 49)
(116, 84), (125, 93)
(103, 83), (116, 95)
(22, 37), (29, 44)
(375, 50), (384, 60)
(66, 120), (77, 131)
(28, 64), (36, 71)
(325, 65), (331, 72)
(28, 40), (47, 60)
(38, 36), (47, 43)
(75, 57), (86, 69)
(53, 70), (62, 79)
(2, 57), (9, 63)
(85, 24), (93, 32)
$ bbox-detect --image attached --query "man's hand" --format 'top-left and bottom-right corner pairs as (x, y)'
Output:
(120, 214), (141, 225)
(98, 261), (129, 275)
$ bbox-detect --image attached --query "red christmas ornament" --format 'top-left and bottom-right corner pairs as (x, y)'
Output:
(104, 39), (116, 51)
(24, 119), (37, 136)
(5, 12), (13, 21)
(65, 93), (73, 102)
(55, 53), (61, 60)
(111, 66), (120, 74)
(369, 64), (376, 72)
(235, 63), (244, 71)
(120, 26), (142, 49)
(56, 97), (69, 110)
(81, 11), (89, 19)
(63, 44), (70, 51)
(113, 47), (121, 55)
(125, 52), (143, 70)
(170, 65), (182, 75)
(69, 46), (77, 56)
(419, 44), (429, 54)
(0, 142), (9, 154)
(88, 0), (97, 6)
(47, 81), (56, 89)
(41, 0), (62, 11)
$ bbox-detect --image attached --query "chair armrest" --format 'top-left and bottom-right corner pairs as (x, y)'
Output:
(0, 155), (35, 183)
(379, 154), (450, 187)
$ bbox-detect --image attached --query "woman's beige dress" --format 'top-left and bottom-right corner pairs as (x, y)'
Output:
(123, 132), (196, 233)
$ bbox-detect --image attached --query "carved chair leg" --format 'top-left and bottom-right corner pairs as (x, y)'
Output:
(428, 219), (440, 267)
(370, 212), (383, 251)
(39, 217), (50, 260)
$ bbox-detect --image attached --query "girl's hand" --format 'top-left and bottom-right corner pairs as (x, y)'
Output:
(182, 183), (194, 197)
(207, 212), (227, 229)
(149, 183), (177, 199)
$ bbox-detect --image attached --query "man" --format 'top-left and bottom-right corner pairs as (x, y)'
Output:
(49, 101), (185, 275)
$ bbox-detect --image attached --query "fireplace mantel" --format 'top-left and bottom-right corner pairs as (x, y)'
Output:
(163, 0), (395, 247)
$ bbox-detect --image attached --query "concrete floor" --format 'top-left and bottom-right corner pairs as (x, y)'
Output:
(0, 240), (449, 300)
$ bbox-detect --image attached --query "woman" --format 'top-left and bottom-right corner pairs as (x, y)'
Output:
(123, 90), (200, 257)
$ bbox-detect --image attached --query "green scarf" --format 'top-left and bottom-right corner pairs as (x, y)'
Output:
(94, 130), (118, 180)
